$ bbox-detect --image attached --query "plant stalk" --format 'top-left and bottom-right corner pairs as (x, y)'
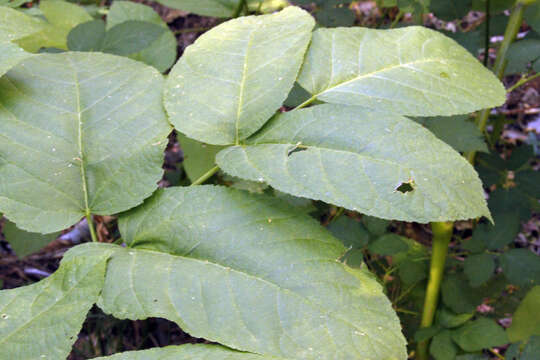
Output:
(466, 2), (525, 164)
(86, 212), (98, 243)
(416, 221), (453, 360)
(191, 165), (220, 186)
(232, 0), (247, 18)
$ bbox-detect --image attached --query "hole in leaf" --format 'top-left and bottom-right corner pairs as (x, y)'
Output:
(396, 180), (415, 193)
(439, 72), (449, 78)
(287, 145), (307, 157)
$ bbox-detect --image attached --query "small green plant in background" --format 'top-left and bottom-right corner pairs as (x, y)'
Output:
(0, 1), (539, 359)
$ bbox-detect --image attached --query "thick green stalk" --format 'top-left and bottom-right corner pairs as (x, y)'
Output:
(417, 221), (453, 360)
(191, 165), (220, 186)
(86, 212), (98, 243)
(466, 2), (525, 163)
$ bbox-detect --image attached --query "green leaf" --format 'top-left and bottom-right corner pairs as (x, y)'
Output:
(94, 344), (281, 359)
(297, 27), (506, 116)
(522, 336), (540, 360)
(39, 0), (92, 30)
(500, 249), (540, 287)
(74, 186), (407, 360)
(506, 39), (540, 74)
(451, 317), (508, 352)
(0, 41), (33, 77)
(178, 133), (224, 182)
(284, 82), (312, 108)
(3, 219), (60, 257)
(524, 2), (540, 33)
(515, 170), (540, 199)
(430, 330), (458, 360)
(0, 248), (111, 359)
(398, 258), (427, 285)
(0, 52), (171, 233)
(315, 7), (355, 27)
(463, 253), (495, 287)
(442, 274), (483, 313)
(217, 104), (491, 223)
(154, 0), (238, 17)
(327, 216), (370, 248)
(67, 20), (106, 51)
(101, 20), (165, 56)
(107, 1), (177, 72)
(437, 308), (474, 329)
(164, 7), (315, 145)
(369, 234), (409, 255)
(0, 5), (46, 41)
(362, 215), (390, 236)
(414, 325), (441, 342)
(430, 0), (472, 20)
(413, 115), (488, 153)
(507, 286), (540, 342)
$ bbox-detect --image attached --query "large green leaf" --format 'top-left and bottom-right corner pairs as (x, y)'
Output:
(94, 344), (281, 359)
(106, 1), (177, 73)
(507, 286), (540, 342)
(297, 27), (505, 116)
(67, 186), (407, 360)
(0, 52), (171, 233)
(164, 7), (315, 145)
(217, 104), (490, 223)
(0, 248), (112, 359)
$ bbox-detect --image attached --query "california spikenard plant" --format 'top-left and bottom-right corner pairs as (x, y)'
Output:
(0, 4), (507, 360)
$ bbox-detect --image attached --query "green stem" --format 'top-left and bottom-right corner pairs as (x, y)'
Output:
(390, 10), (404, 29)
(191, 165), (220, 186)
(86, 212), (98, 243)
(232, 0), (247, 18)
(506, 72), (540, 93)
(293, 96), (317, 111)
(417, 221), (453, 360)
(465, 2), (525, 163)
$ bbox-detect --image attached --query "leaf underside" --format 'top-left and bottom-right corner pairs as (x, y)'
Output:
(297, 26), (506, 116)
(0, 52), (171, 233)
(0, 251), (111, 360)
(217, 104), (491, 223)
(64, 186), (407, 360)
(165, 6), (315, 145)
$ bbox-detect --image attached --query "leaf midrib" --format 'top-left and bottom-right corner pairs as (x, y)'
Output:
(235, 27), (257, 145)
(68, 56), (92, 217)
(312, 57), (472, 100)
(122, 247), (374, 345)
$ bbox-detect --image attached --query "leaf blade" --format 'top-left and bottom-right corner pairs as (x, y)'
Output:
(164, 7), (315, 145)
(77, 186), (408, 360)
(0, 52), (171, 233)
(297, 27), (505, 116)
(216, 104), (490, 222)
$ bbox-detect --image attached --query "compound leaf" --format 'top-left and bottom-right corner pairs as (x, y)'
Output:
(0, 248), (112, 359)
(165, 7), (315, 145)
(0, 52), (171, 233)
(217, 105), (490, 223)
(94, 344), (281, 359)
(297, 27), (505, 116)
(68, 186), (407, 360)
